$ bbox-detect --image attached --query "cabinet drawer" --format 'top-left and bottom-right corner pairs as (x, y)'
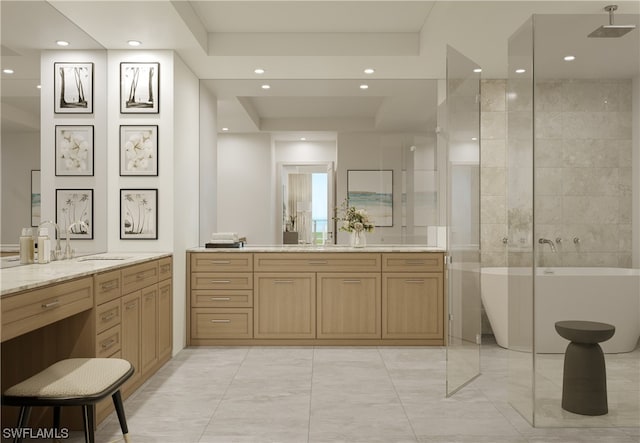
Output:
(191, 273), (253, 290)
(96, 298), (121, 334)
(1, 277), (93, 342)
(96, 324), (122, 358)
(382, 253), (443, 272)
(158, 257), (172, 281)
(191, 253), (253, 272)
(122, 261), (159, 294)
(254, 253), (381, 273)
(191, 308), (253, 339)
(94, 270), (121, 305)
(192, 290), (253, 308)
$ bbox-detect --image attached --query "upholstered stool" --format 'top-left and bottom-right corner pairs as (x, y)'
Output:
(555, 320), (615, 416)
(2, 358), (134, 443)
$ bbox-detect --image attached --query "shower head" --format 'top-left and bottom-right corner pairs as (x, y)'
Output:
(588, 5), (636, 38)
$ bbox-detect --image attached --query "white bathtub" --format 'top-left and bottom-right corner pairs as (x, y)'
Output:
(481, 267), (640, 353)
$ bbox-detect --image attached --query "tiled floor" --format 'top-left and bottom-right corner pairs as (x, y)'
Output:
(10, 341), (640, 442)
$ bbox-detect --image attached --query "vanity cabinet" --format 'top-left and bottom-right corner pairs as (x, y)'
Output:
(382, 253), (444, 339)
(187, 250), (444, 345)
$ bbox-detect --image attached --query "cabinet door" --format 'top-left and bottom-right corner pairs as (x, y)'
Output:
(317, 273), (381, 339)
(140, 284), (158, 375)
(121, 291), (141, 391)
(157, 279), (172, 361)
(254, 273), (315, 338)
(382, 273), (443, 339)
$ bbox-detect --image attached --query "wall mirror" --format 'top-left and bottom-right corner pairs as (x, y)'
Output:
(1, 1), (105, 263)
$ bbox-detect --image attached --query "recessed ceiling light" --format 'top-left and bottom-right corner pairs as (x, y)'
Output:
(261, 84), (271, 90)
(128, 40), (142, 47)
(364, 68), (375, 74)
(36, 84), (42, 89)
(221, 127), (229, 132)
(254, 68), (265, 74)
(563, 55), (576, 61)
(56, 40), (69, 47)
(473, 68), (482, 73)
(3, 69), (14, 74)
(471, 137), (478, 141)
(359, 84), (369, 90)
(300, 137), (307, 141)
(515, 69), (526, 74)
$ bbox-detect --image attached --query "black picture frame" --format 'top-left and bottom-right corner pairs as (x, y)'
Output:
(54, 62), (94, 114)
(120, 62), (160, 114)
(120, 189), (158, 240)
(347, 169), (394, 227)
(55, 125), (94, 176)
(119, 125), (159, 176)
(55, 189), (94, 240)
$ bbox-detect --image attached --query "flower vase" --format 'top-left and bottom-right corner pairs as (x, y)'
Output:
(350, 230), (366, 248)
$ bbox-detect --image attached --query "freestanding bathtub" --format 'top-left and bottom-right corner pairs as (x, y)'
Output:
(481, 267), (640, 353)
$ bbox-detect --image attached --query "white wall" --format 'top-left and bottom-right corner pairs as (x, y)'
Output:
(41, 50), (107, 254)
(633, 75), (639, 268)
(274, 140), (336, 164)
(217, 133), (274, 244)
(1, 133), (40, 244)
(199, 85), (218, 245)
(172, 55), (200, 352)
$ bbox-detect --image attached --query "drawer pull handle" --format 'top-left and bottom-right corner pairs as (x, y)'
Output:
(211, 280), (231, 284)
(125, 303), (137, 310)
(211, 319), (230, 323)
(343, 280), (361, 283)
(405, 279), (425, 283)
(274, 280), (293, 284)
(41, 300), (59, 309)
(101, 281), (118, 290)
(101, 338), (117, 349)
(210, 260), (231, 264)
(405, 260), (425, 265)
(101, 312), (116, 321)
(135, 272), (148, 280)
(308, 260), (328, 265)
(210, 297), (231, 301)
(161, 265), (171, 272)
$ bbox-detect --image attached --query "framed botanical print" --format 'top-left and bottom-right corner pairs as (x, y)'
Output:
(55, 189), (94, 240)
(120, 62), (159, 113)
(55, 125), (94, 176)
(54, 62), (93, 114)
(120, 189), (158, 240)
(31, 170), (41, 227)
(119, 125), (158, 176)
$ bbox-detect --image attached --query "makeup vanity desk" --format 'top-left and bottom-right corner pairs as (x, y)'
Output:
(1, 252), (173, 427)
(187, 246), (446, 346)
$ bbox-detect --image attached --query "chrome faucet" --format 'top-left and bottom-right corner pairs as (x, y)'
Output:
(538, 237), (557, 252)
(38, 220), (62, 260)
(65, 220), (88, 259)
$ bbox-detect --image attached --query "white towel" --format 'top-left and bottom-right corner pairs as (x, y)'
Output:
(210, 232), (238, 242)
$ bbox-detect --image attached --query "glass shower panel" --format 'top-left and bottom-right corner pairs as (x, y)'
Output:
(445, 45), (482, 396)
(506, 17), (535, 425)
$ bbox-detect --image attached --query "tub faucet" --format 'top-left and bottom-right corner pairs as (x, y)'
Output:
(65, 220), (88, 259)
(38, 220), (62, 260)
(538, 237), (556, 252)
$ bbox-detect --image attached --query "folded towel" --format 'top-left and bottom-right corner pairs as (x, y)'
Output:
(211, 232), (238, 242)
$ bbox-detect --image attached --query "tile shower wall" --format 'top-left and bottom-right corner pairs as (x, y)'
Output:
(535, 79), (632, 267)
(480, 79), (632, 268)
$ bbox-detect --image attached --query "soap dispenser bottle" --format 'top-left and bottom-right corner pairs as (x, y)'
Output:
(19, 228), (35, 264)
(37, 227), (51, 264)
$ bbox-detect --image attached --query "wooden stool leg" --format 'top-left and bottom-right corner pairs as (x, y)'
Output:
(112, 390), (129, 435)
(13, 406), (31, 443)
(81, 405), (95, 443)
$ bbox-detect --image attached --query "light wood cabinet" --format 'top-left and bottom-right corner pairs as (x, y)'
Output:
(317, 273), (381, 339)
(140, 284), (158, 376)
(158, 279), (172, 362)
(254, 273), (315, 338)
(382, 272), (443, 339)
(121, 291), (141, 394)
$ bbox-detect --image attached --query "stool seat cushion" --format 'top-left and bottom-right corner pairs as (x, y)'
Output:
(555, 320), (615, 344)
(4, 358), (132, 399)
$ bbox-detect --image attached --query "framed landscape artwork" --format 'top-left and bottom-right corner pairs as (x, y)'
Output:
(54, 62), (93, 114)
(55, 189), (94, 240)
(120, 189), (158, 239)
(347, 170), (393, 227)
(120, 62), (159, 113)
(119, 125), (158, 176)
(55, 125), (94, 176)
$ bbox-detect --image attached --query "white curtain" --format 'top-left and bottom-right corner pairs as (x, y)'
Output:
(288, 173), (312, 243)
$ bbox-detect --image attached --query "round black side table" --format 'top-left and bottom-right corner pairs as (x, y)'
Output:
(555, 320), (615, 416)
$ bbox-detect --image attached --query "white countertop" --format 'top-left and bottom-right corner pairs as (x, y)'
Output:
(188, 245), (446, 253)
(1, 252), (172, 296)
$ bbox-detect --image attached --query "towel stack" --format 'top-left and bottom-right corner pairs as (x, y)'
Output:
(206, 232), (243, 248)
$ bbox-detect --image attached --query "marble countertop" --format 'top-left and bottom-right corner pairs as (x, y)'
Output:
(1, 252), (172, 296)
(188, 245), (446, 253)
